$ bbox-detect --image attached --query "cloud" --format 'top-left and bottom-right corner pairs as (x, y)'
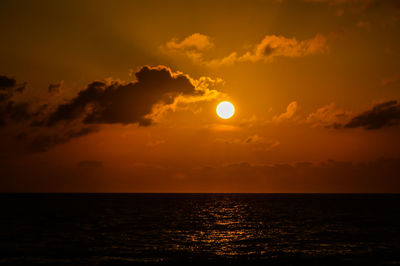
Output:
(0, 76), (26, 94)
(273, 101), (298, 122)
(45, 65), (220, 127)
(1, 66), (222, 152)
(306, 103), (351, 128)
(2, 102), (31, 124)
(207, 52), (239, 67)
(344, 100), (400, 129)
(48, 80), (63, 95)
(0, 76), (16, 91)
(165, 33), (214, 52)
(238, 34), (329, 63)
(26, 126), (99, 153)
(304, 100), (400, 130)
(161, 33), (214, 64)
(147, 76), (224, 123)
(0, 75), (30, 127)
(163, 34), (330, 67)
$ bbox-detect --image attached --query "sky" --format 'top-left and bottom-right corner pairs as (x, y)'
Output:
(1, 0), (400, 192)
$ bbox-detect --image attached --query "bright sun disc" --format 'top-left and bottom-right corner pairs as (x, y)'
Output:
(216, 101), (235, 119)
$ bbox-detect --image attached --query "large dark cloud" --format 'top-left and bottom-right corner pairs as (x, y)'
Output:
(1, 66), (217, 152)
(46, 65), (199, 127)
(345, 100), (400, 130)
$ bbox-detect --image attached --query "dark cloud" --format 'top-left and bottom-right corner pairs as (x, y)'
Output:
(0, 76), (30, 127)
(0, 76), (25, 94)
(28, 134), (65, 153)
(48, 81), (63, 95)
(0, 76), (16, 90)
(1, 66), (219, 152)
(47, 65), (199, 127)
(4, 101), (30, 122)
(308, 100), (400, 130)
(66, 126), (99, 139)
(345, 100), (400, 129)
(16, 82), (27, 93)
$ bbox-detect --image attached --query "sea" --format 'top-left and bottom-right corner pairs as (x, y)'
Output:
(0, 194), (399, 265)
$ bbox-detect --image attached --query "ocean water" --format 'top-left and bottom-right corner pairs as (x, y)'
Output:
(0, 194), (399, 265)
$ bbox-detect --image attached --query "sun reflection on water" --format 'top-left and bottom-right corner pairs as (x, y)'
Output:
(184, 198), (265, 257)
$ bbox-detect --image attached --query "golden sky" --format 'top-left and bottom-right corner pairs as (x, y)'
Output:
(1, 0), (400, 192)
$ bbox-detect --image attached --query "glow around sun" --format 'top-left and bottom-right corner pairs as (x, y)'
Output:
(216, 101), (235, 119)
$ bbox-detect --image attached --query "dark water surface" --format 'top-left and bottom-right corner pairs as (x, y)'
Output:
(0, 194), (399, 265)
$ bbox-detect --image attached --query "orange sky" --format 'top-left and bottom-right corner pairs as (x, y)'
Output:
(1, 0), (400, 192)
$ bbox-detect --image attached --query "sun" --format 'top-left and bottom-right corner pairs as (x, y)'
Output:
(216, 101), (235, 119)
